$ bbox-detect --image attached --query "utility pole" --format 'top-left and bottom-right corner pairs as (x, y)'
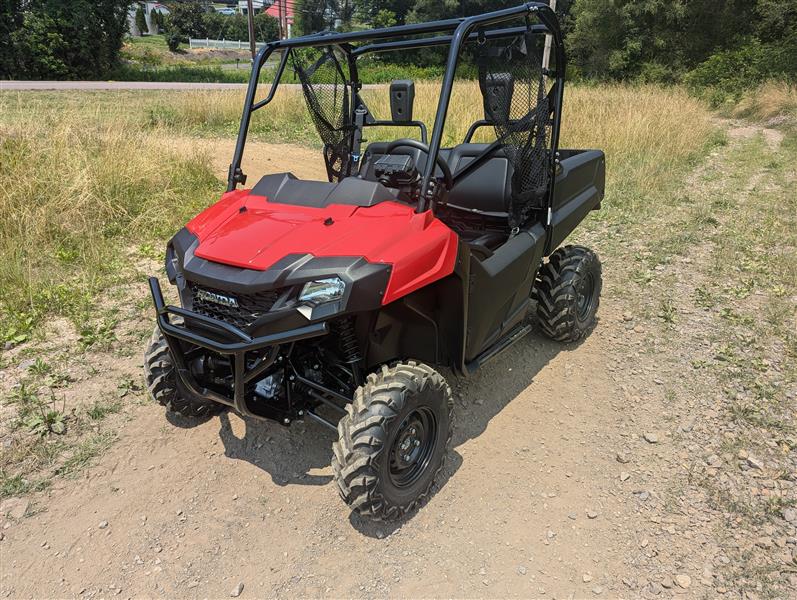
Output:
(283, 0), (289, 39)
(278, 0), (285, 40)
(542, 0), (557, 73)
(246, 0), (256, 60)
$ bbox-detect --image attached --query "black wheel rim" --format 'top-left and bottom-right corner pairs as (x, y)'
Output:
(388, 407), (438, 488)
(575, 272), (596, 321)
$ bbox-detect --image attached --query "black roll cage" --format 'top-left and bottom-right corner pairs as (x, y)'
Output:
(226, 2), (565, 217)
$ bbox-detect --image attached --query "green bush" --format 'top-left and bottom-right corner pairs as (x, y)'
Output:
(8, 12), (71, 79)
(2, 0), (130, 80)
(111, 61), (462, 85)
(111, 64), (249, 83)
(166, 31), (182, 52)
(637, 62), (679, 85)
(684, 40), (794, 105)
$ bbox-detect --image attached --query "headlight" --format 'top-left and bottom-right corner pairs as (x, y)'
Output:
(299, 277), (345, 305)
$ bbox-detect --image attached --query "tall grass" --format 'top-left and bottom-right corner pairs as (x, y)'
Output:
(732, 81), (797, 122)
(0, 100), (221, 340)
(0, 82), (717, 342)
(152, 81), (718, 218)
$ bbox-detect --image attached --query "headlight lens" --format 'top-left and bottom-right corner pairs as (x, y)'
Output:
(299, 277), (345, 305)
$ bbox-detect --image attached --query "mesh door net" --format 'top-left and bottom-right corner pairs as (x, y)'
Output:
(478, 32), (552, 227)
(291, 47), (354, 182)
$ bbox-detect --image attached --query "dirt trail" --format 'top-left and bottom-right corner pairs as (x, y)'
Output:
(167, 137), (328, 182)
(2, 122), (795, 599)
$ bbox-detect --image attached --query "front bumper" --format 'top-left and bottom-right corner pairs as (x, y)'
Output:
(148, 277), (328, 421)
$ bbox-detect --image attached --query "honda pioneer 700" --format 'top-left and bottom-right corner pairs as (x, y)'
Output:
(145, 2), (605, 520)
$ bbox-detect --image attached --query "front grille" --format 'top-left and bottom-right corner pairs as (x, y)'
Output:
(189, 283), (280, 330)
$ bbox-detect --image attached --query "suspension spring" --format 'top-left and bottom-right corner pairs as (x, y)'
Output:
(334, 317), (363, 365)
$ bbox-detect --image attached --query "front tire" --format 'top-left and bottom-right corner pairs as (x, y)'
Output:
(332, 362), (453, 521)
(533, 245), (602, 342)
(143, 326), (224, 419)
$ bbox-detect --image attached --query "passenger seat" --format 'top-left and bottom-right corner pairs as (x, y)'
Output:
(446, 144), (513, 217)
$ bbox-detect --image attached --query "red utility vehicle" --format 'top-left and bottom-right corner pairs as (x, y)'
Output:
(146, 2), (605, 520)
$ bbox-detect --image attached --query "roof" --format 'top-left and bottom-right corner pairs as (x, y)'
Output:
(265, 2), (293, 21)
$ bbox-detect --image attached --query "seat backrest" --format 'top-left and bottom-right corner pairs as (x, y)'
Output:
(447, 144), (513, 217)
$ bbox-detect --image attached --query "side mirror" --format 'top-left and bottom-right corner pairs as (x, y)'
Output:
(390, 80), (415, 123)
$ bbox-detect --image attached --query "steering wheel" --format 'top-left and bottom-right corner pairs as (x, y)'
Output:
(385, 139), (454, 190)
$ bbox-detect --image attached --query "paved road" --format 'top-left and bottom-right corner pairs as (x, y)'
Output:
(1, 80), (384, 92)
(0, 80), (250, 91)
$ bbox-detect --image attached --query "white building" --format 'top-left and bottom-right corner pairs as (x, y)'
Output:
(238, 0), (266, 15)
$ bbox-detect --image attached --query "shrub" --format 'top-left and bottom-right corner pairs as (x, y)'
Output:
(166, 31), (182, 52)
(685, 40), (795, 105)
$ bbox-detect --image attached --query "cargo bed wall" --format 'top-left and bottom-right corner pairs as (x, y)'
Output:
(547, 149), (605, 252)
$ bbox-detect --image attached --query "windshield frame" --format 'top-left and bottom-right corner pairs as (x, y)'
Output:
(226, 2), (565, 215)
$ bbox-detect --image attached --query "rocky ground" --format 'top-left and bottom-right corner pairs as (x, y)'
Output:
(0, 120), (794, 598)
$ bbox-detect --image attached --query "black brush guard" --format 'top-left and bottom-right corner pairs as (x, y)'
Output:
(148, 277), (328, 422)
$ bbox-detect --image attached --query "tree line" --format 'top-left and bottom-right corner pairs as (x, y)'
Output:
(2, 0), (795, 101)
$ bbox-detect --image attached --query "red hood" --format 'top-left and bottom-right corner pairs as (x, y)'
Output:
(186, 189), (458, 304)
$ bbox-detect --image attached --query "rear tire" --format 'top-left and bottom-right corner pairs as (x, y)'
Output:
(332, 361), (453, 521)
(533, 245), (602, 342)
(143, 326), (223, 419)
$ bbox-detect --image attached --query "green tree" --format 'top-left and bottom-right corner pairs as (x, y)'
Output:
(166, 0), (211, 40)
(253, 13), (280, 41)
(372, 9), (397, 28)
(294, 0), (333, 35)
(0, 0), (25, 78)
(753, 0), (797, 75)
(135, 5), (147, 35)
(6, 0), (132, 79)
(407, 0), (516, 23)
(149, 8), (160, 33)
(9, 11), (71, 78)
(567, 0), (756, 81)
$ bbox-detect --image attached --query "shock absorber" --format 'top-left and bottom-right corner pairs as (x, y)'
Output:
(333, 317), (363, 387)
(335, 317), (363, 365)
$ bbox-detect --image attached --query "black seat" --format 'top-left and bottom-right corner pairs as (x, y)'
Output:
(359, 142), (513, 217)
(447, 144), (513, 217)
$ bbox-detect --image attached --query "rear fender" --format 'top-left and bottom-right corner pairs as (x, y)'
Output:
(546, 149), (605, 252)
